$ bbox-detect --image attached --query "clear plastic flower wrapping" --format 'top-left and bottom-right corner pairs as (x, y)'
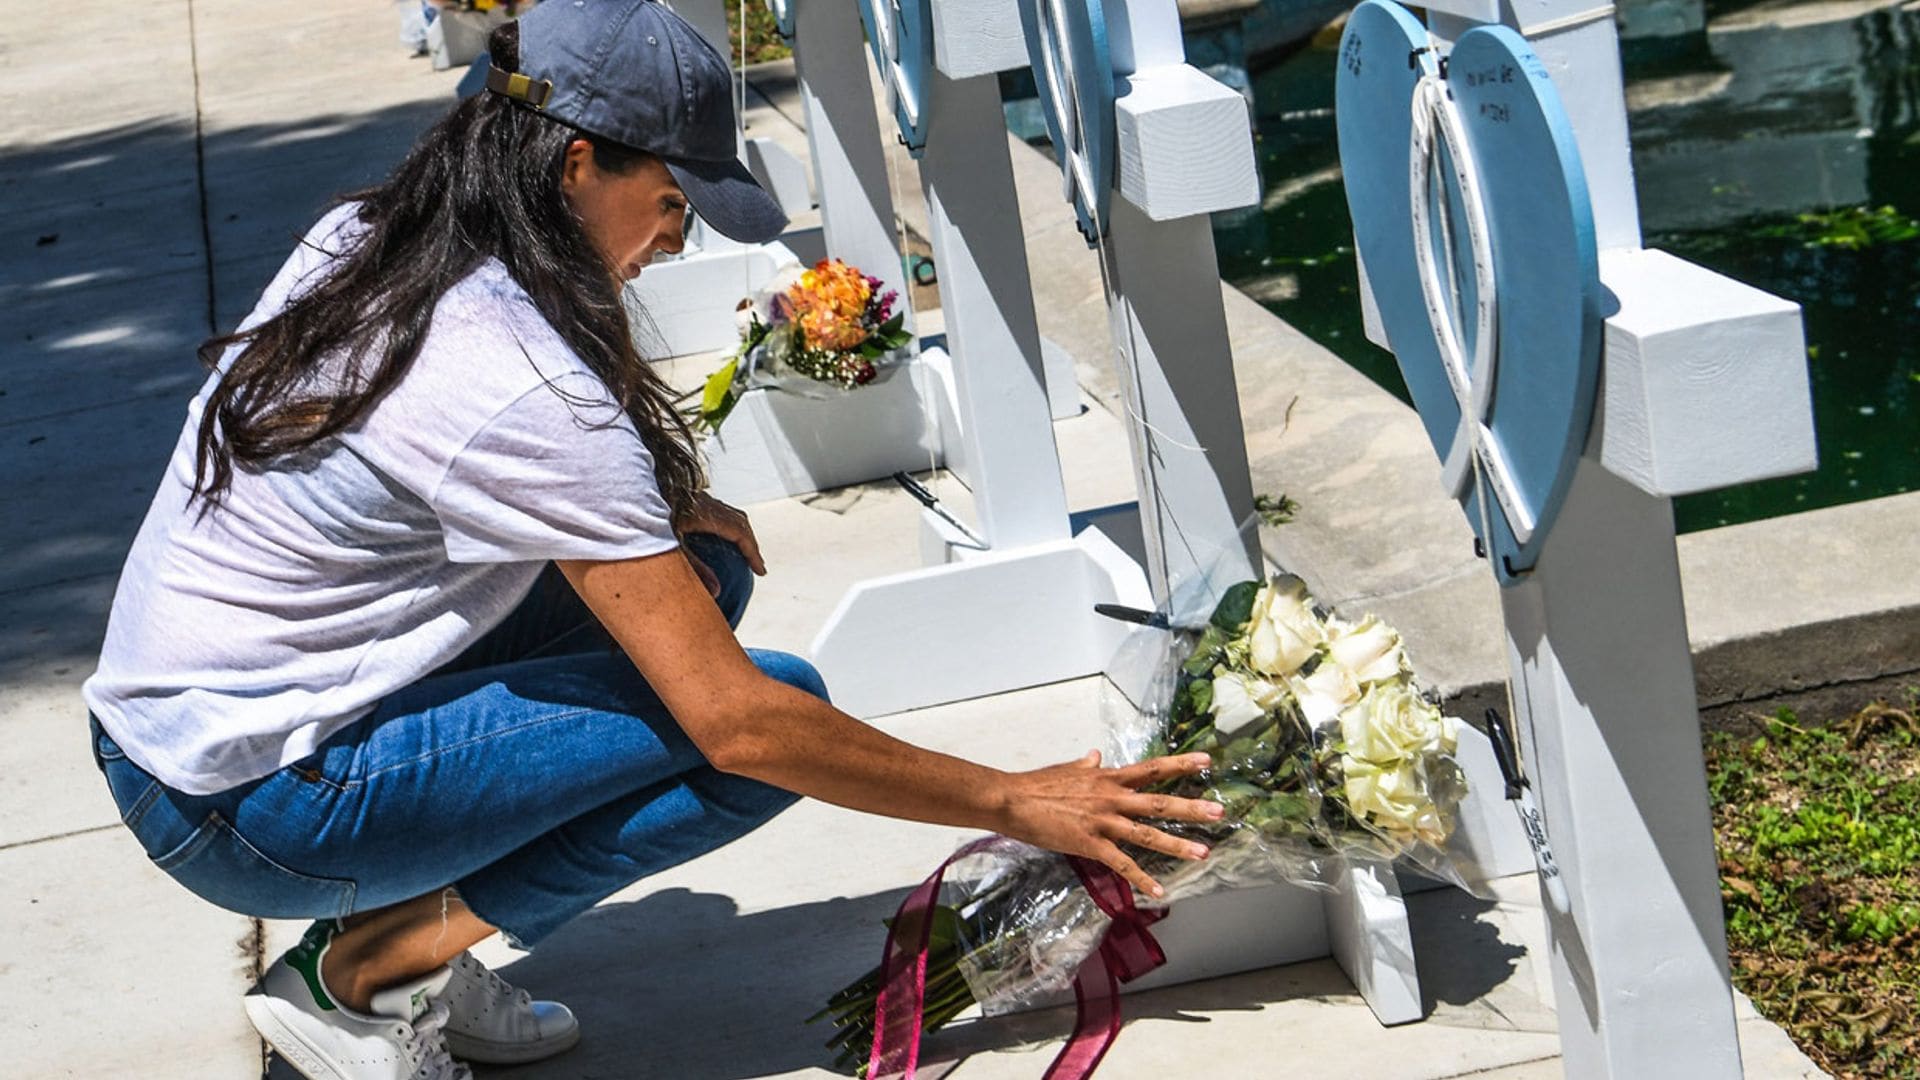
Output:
(931, 529), (1485, 1017)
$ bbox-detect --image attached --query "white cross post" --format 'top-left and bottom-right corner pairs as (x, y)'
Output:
(1005, 0), (1432, 1024)
(1357, 0), (1818, 1072)
(1080, 0), (1266, 620)
(784, 0), (917, 318)
(805, 0), (1154, 718)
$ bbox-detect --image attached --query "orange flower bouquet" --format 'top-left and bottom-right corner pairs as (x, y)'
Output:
(695, 258), (912, 433)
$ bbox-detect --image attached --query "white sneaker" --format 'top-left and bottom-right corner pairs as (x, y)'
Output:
(245, 921), (470, 1080)
(440, 950), (580, 1065)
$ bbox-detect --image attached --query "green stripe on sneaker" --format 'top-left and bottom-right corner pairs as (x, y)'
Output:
(284, 920), (338, 1012)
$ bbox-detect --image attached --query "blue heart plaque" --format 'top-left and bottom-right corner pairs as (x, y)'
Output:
(1017, 0), (1115, 243)
(857, 0), (936, 154)
(1336, 2), (1602, 584)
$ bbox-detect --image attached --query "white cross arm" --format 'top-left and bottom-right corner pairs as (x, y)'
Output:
(1115, 64), (1261, 221)
(1595, 247), (1817, 497)
(1419, 0), (1621, 33)
(930, 0), (1029, 78)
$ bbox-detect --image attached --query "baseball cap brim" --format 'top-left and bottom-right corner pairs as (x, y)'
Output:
(664, 156), (788, 244)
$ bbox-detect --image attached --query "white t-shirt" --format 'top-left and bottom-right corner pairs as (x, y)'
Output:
(83, 205), (681, 795)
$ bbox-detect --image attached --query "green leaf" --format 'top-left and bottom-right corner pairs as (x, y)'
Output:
(1253, 492), (1298, 527)
(697, 359), (743, 432)
(1185, 677), (1214, 717)
(702, 358), (739, 415)
(1210, 581), (1261, 632)
(1246, 792), (1315, 831)
(1205, 779), (1268, 816)
(880, 904), (966, 955)
(1218, 727), (1283, 777)
(1182, 625), (1231, 676)
(926, 905), (965, 954)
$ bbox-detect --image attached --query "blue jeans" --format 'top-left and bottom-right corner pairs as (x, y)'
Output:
(91, 536), (821, 947)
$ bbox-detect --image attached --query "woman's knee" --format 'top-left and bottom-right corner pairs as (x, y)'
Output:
(706, 769), (802, 826)
(748, 649), (830, 704)
(682, 533), (754, 628)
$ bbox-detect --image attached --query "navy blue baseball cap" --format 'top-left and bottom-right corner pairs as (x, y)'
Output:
(486, 0), (788, 243)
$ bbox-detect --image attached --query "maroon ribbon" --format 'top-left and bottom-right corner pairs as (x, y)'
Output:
(867, 848), (1169, 1080)
(867, 838), (996, 1080)
(1040, 857), (1170, 1080)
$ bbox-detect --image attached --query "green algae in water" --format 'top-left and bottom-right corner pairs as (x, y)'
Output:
(1754, 205), (1920, 251)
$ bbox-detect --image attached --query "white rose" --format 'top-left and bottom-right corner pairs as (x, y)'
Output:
(1339, 683), (1455, 765)
(1342, 758), (1432, 836)
(1289, 661), (1361, 728)
(1324, 614), (1407, 685)
(1211, 670), (1284, 732)
(1247, 577), (1324, 678)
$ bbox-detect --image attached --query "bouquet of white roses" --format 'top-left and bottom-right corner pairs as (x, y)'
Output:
(813, 571), (1474, 1073)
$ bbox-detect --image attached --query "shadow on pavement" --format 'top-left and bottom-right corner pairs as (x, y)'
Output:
(0, 99), (448, 688)
(1406, 887), (1528, 1015)
(262, 878), (1534, 1078)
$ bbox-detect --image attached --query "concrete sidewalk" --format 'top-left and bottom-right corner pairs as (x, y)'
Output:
(0, 3), (1825, 1078)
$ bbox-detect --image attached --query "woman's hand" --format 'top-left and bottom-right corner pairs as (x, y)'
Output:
(675, 491), (766, 594)
(995, 750), (1224, 899)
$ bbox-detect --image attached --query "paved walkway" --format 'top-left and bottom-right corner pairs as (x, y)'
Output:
(1, 3), (1825, 1077)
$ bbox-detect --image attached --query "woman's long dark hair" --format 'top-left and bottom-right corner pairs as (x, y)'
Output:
(192, 22), (703, 518)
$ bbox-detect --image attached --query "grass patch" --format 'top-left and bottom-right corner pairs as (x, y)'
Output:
(1706, 695), (1920, 1078)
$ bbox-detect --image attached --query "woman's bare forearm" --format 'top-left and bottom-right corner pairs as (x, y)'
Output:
(705, 673), (1015, 832)
(559, 550), (1221, 896)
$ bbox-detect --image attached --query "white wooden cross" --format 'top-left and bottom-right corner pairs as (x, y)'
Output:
(1002, 0), (1438, 1026)
(1340, 0), (1818, 1072)
(1059, 0), (1267, 620)
(805, 0), (1155, 718)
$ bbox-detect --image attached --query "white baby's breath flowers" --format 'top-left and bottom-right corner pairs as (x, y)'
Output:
(1248, 577), (1324, 678)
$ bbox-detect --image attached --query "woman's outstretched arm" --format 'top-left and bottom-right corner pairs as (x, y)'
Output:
(559, 549), (1224, 897)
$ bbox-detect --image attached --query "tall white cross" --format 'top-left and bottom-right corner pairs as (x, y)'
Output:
(1340, 1), (1818, 1073)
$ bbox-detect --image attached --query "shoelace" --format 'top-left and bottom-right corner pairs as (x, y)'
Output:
(455, 952), (532, 1008)
(406, 1002), (471, 1080)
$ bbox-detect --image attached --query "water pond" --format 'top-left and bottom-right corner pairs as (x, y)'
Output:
(1212, 0), (1920, 532)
